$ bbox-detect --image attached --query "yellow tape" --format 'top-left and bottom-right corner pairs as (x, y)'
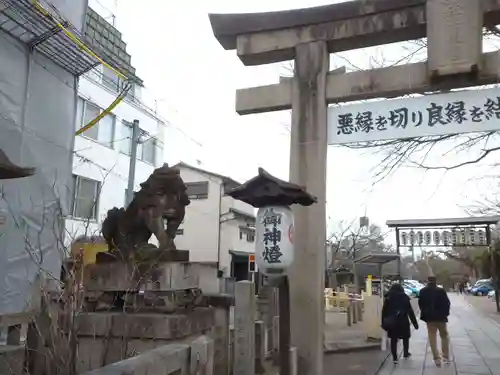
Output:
(31, 0), (132, 136)
(75, 84), (130, 136)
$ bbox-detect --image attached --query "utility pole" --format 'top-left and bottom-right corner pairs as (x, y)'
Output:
(126, 119), (140, 206)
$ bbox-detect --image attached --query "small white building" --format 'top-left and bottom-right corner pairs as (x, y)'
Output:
(174, 162), (257, 281)
(65, 16), (165, 242)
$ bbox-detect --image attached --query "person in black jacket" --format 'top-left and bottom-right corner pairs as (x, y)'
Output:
(418, 276), (451, 367)
(382, 283), (419, 364)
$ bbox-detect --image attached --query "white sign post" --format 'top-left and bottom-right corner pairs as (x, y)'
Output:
(328, 87), (500, 145)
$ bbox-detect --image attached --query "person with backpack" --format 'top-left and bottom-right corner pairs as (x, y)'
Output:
(381, 283), (419, 364)
(418, 275), (451, 367)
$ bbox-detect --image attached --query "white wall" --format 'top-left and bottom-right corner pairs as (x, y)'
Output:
(65, 72), (165, 242)
(175, 165), (256, 276)
(48, 0), (88, 31)
(175, 167), (222, 262)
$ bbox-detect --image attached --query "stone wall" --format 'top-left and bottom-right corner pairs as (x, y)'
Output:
(81, 335), (214, 375)
(74, 308), (215, 373)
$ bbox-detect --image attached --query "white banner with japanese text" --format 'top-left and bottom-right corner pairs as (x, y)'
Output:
(328, 87), (500, 144)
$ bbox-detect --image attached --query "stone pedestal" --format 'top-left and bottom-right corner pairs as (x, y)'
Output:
(72, 259), (228, 373)
(84, 261), (200, 292)
(83, 261), (211, 312)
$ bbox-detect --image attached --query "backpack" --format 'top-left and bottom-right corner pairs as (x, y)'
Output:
(382, 310), (401, 330)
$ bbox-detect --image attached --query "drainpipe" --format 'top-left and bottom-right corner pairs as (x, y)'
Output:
(216, 182), (223, 276)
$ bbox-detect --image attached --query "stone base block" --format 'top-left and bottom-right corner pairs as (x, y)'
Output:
(75, 308), (214, 339)
(95, 249), (189, 264)
(84, 261), (201, 292)
(73, 308), (215, 373)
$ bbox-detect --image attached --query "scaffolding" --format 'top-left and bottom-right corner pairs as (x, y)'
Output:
(0, 0), (141, 81)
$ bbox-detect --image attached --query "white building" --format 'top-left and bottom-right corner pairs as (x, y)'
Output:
(65, 17), (165, 241)
(174, 163), (257, 281)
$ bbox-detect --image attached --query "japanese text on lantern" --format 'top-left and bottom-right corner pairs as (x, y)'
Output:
(261, 208), (283, 264)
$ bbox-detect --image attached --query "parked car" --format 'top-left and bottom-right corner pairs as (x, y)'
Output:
(404, 287), (413, 297)
(488, 290), (496, 299)
(471, 283), (494, 296)
(402, 281), (422, 297)
(468, 278), (492, 293)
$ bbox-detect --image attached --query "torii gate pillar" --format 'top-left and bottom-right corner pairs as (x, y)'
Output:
(287, 41), (328, 374)
(209, 0), (486, 373)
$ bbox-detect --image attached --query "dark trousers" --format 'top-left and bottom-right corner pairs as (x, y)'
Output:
(390, 337), (409, 360)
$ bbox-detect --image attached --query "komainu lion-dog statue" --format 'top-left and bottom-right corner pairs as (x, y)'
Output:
(101, 163), (190, 262)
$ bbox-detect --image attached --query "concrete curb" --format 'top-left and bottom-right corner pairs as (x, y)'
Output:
(324, 342), (381, 354)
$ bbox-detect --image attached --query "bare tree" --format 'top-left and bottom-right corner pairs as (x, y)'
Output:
(0, 162), (157, 375)
(279, 30), (500, 180)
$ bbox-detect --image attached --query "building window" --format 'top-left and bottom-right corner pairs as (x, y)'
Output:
(119, 121), (133, 155)
(72, 175), (100, 220)
(185, 181), (209, 199)
(138, 134), (156, 165)
(99, 113), (115, 147)
(240, 228), (255, 243)
(118, 123), (158, 164)
(246, 232), (255, 243)
(77, 98), (115, 147)
(102, 65), (120, 92)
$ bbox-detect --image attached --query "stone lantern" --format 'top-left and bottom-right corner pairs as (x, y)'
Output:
(228, 167), (316, 277)
(227, 167), (316, 375)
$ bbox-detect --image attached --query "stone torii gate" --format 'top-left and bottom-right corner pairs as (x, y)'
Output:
(209, 1), (500, 374)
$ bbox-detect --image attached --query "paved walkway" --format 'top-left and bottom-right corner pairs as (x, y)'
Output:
(378, 294), (500, 375)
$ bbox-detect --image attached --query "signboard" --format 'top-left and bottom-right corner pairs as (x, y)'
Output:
(433, 231), (441, 245)
(424, 231), (432, 245)
(478, 230), (486, 245)
(398, 228), (489, 247)
(416, 231), (424, 245)
(409, 231), (415, 245)
(256, 206), (294, 277)
(328, 87), (500, 144)
(400, 232), (408, 246)
(248, 253), (256, 272)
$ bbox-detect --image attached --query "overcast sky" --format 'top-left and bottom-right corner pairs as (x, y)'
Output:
(88, 0), (500, 251)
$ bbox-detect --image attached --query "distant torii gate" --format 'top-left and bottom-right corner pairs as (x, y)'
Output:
(209, 1), (500, 374)
(387, 216), (500, 310)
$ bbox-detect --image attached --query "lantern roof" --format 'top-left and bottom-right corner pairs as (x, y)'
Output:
(227, 167), (317, 208)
